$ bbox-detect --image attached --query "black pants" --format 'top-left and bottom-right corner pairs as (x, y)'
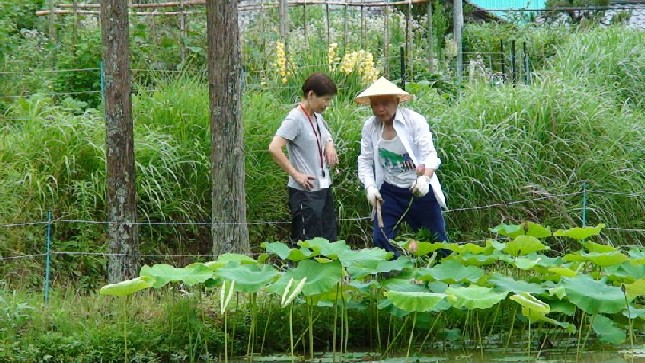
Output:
(288, 187), (337, 244)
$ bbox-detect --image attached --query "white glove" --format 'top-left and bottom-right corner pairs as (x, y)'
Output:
(366, 186), (383, 207)
(412, 176), (430, 197)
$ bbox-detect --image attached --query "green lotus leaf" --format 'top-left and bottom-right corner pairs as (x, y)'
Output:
(607, 263), (645, 282)
(548, 286), (567, 300)
(456, 253), (503, 266)
(582, 251), (628, 268)
(513, 256), (541, 270)
(427, 281), (449, 293)
(548, 267), (578, 278)
(524, 222), (552, 238)
(261, 241), (314, 261)
(548, 299), (577, 316)
(591, 314), (626, 344)
(140, 263), (213, 288)
(299, 238), (352, 260)
(562, 251), (587, 263)
(446, 285), (507, 310)
(100, 276), (151, 296)
(397, 240), (438, 257)
(581, 241), (616, 253)
(560, 275), (627, 314)
(348, 280), (379, 293)
(260, 241), (292, 260)
(257, 253), (269, 264)
(486, 239), (507, 252)
(344, 249), (400, 278)
(623, 279), (645, 300)
(376, 257), (415, 273)
(553, 224), (605, 240)
(510, 292), (549, 314)
(490, 223), (525, 238)
(627, 249), (645, 264)
(416, 260), (485, 284)
(385, 290), (448, 312)
(447, 242), (490, 255)
(504, 235), (548, 256)
(287, 259), (342, 296)
(489, 222), (551, 238)
(205, 253), (257, 270)
(213, 263), (279, 293)
(623, 307), (645, 320)
(487, 273), (545, 295)
(532, 254), (564, 268)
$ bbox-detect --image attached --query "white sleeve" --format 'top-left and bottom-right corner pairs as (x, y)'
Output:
(412, 112), (441, 170)
(357, 120), (376, 189)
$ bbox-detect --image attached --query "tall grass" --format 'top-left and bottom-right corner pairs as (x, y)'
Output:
(0, 27), (643, 288)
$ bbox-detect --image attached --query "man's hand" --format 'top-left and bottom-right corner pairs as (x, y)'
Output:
(411, 175), (430, 197)
(295, 172), (316, 190)
(366, 186), (383, 207)
(325, 143), (338, 167)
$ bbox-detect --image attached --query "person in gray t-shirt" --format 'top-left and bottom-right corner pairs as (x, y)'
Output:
(268, 73), (339, 243)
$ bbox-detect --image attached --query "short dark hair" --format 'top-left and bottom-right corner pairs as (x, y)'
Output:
(302, 73), (337, 97)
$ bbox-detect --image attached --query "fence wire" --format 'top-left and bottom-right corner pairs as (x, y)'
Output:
(0, 188), (642, 263)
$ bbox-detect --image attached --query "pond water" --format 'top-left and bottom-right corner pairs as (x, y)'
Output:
(238, 347), (645, 363)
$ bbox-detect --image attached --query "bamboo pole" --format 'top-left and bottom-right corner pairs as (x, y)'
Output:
(304, 0), (308, 46)
(326, 3), (330, 50)
(383, 2), (389, 78)
(427, 0), (433, 72)
(406, 0), (412, 81)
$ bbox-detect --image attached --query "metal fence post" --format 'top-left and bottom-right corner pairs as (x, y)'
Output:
(581, 181), (588, 227)
(44, 211), (53, 304)
(400, 45), (406, 90)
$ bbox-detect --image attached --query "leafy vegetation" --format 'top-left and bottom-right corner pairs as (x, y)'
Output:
(4, 223), (645, 361)
(0, 3), (643, 358)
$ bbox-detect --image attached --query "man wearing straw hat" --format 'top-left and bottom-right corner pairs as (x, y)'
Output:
(356, 77), (448, 257)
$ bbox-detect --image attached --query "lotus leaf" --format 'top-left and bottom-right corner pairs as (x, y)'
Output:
(140, 263), (213, 288)
(582, 251), (628, 268)
(581, 241), (616, 253)
(385, 290), (448, 312)
(504, 235), (548, 256)
(416, 260), (485, 284)
(548, 267), (578, 278)
(213, 263), (279, 293)
(299, 238), (352, 260)
(560, 275), (627, 314)
(282, 259), (343, 296)
(553, 224), (605, 240)
(623, 279), (645, 300)
(99, 276), (151, 296)
(446, 285), (507, 309)
(261, 241), (314, 261)
(487, 273), (545, 295)
(591, 314), (626, 344)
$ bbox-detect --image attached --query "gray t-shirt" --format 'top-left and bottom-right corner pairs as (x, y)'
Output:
(276, 106), (333, 191)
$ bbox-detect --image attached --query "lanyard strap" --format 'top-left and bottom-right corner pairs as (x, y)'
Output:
(299, 104), (326, 178)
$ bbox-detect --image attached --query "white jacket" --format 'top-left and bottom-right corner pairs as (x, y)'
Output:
(357, 107), (446, 208)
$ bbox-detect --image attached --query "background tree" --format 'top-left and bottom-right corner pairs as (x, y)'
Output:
(546, 0), (610, 23)
(101, 0), (140, 282)
(205, 0), (250, 255)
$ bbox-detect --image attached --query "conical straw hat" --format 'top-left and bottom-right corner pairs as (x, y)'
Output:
(354, 77), (414, 105)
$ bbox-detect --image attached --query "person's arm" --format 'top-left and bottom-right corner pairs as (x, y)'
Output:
(319, 116), (338, 168)
(268, 135), (315, 190)
(324, 140), (338, 168)
(412, 112), (441, 178)
(357, 120), (376, 189)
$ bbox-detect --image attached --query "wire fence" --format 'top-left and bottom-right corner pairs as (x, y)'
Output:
(1, 186), (643, 263)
